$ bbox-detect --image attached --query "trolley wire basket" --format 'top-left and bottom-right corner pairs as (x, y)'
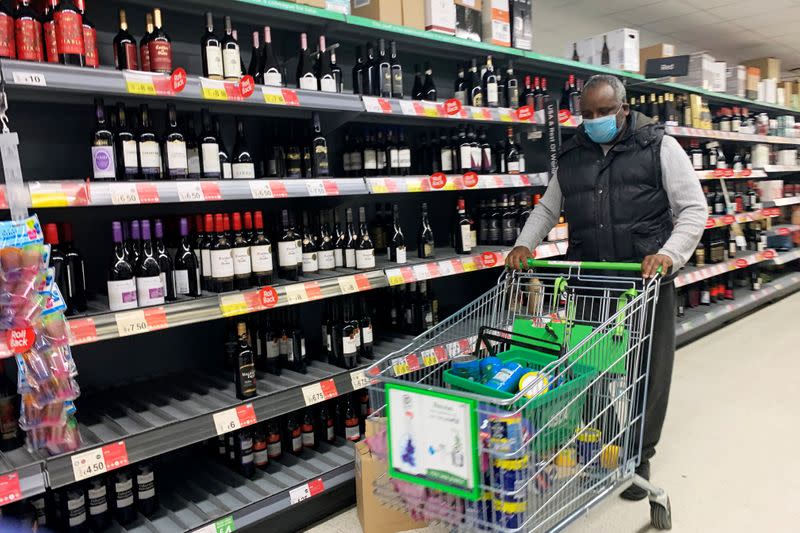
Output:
(365, 260), (672, 532)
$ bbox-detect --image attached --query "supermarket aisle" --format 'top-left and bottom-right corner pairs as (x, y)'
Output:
(306, 292), (800, 533)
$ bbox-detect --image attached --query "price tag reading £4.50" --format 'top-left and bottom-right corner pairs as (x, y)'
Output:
(71, 441), (130, 482)
(212, 404), (257, 436)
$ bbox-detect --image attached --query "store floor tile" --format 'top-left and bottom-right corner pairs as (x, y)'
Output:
(305, 292), (800, 533)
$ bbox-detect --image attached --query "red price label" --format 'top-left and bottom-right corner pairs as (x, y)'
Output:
(0, 473), (22, 506)
(516, 105), (534, 121)
(235, 404), (257, 427)
(558, 109), (572, 123)
(239, 75), (255, 98)
(68, 318), (98, 345)
(354, 274), (371, 291)
(427, 262), (440, 278)
(305, 281), (323, 300)
(734, 258), (748, 268)
(481, 252), (498, 267)
(463, 171), (479, 188)
(430, 172), (447, 189)
(308, 478), (325, 496)
(270, 181), (288, 198)
(705, 218), (717, 229)
(401, 267), (415, 283)
(713, 168), (726, 178)
(5, 327), (34, 354)
(200, 181), (222, 201)
(444, 98), (463, 115)
(434, 346), (448, 363)
(777, 227), (790, 236)
(722, 215), (736, 225)
(319, 378), (338, 400)
(741, 168), (752, 177)
(458, 338), (471, 353)
(144, 307), (168, 330)
(323, 180), (340, 195)
(406, 354), (421, 371)
(724, 168), (734, 177)
(763, 207), (781, 217)
(762, 249), (776, 259)
(136, 183), (160, 204)
(101, 441), (129, 472)
(259, 286), (279, 308)
(451, 259), (464, 273)
(170, 67), (187, 93)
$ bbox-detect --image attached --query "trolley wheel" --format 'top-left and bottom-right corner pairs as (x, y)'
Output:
(650, 497), (672, 530)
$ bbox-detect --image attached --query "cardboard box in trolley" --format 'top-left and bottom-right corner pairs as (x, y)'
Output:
(455, 0), (482, 42)
(591, 28), (639, 71)
(425, 0), (456, 34)
(482, 0), (511, 47)
(510, 0), (533, 51)
(351, 0), (403, 25)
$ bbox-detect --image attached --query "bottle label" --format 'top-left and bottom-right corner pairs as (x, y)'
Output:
(264, 69), (282, 86)
(139, 140), (161, 169)
(251, 244), (273, 273)
(140, 41), (150, 71)
(43, 20), (57, 62)
(295, 240), (303, 265)
(394, 246), (407, 264)
(205, 46), (224, 78)
(232, 162), (256, 179)
(345, 248), (356, 268)
(122, 139), (138, 170)
(320, 75), (337, 93)
(363, 325), (373, 344)
(470, 230), (477, 249)
(83, 25), (98, 67)
(147, 41), (172, 74)
(392, 70), (403, 96)
(345, 425), (360, 441)
(175, 269), (191, 295)
(334, 248), (344, 267)
(399, 149), (411, 168)
(223, 48), (241, 78)
(487, 83), (498, 105)
(166, 140), (188, 174)
(54, 11), (84, 56)
(507, 161), (520, 174)
(15, 18), (42, 62)
(482, 147), (492, 171)
(136, 472), (156, 500)
(364, 150), (377, 170)
(351, 152), (362, 170)
(267, 339), (280, 360)
(136, 275), (165, 306)
(211, 249), (234, 278)
(292, 434), (302, 452)
(92, 146), (116, 180)
(318, 250), (336, 270)
(356, 248), (375, 269)
(343, 334), (358, 355)
(202, 143), (221, 175)
(254, 448), (268, 466)
(222, 162), (232, 180)
(691, 153), (703, 169)
(327, 424), (335, 442)
(68, 494), (87, 526)
(471, 146), (481, 170)
(377, 149), (386, 170)
(115, 479), (134, 509)
(232, 247), (252, 275)
(460, 146), (472, 170)
(87, 486), (107, 515)
(389, 148), (399, 169)
(441, 149), (453, 172)
(0, 14), (15, 58)
(502, 219), (516, 244)
(302, 430), (315, 446)
(107, 278), (138, 311)
(278, 241), (298, 267)
(343, 152), (352, 172)
(299, 73), (318, 90)
(118, 42), (137, 70)
(201, 248), (212, 276)
(460, 226), (473, 251)
(302, 252), (318, 273)
(267, 440), (281, 457)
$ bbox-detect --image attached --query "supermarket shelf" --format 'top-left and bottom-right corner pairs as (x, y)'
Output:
(364, 173), (546, 194)
(361, 96), (529, 125)
(665, 126), (800, 146)
(0, 449), (47, 503)
(676, 271), (800, 346)
(768, 248), (800, 265)
(674, 250), (776, 288)
(695, 170), (768, 180)
(762, 196), (800, 208)
(762, 165), (800, 174)
(705, 209), (781, 229)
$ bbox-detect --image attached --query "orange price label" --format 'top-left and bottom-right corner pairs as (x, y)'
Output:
(444, 98), (463, 115)
(430, 172), (447, 189)
(144, 307), (168, 330)
(705, 218), (717, 229)
(305, 281), (323, 300)
(400, 267), (415, 283)
(136, 183), (160, 204)
(200, 182), (222, 201)
(5, 327), (34, 354)
(734, 258), (748, 268)
(558, 109), (572, 123)
(354, 274), (371, 291)
(722, 215), (736, 225)
(170, 67), (187, 92)
(777, 227), (790, 236)
(323, 180), (340, 195)
(68, 318), (97, 345)
(481, 252), (498, 268)
(235, 404), (257, 427)
(406, 354), (421, 371)
(259, 286), (279, 308)
(762, 249), (776, 259)
(101, 441), (129, 471)
(516, 105), (533, 121)
(463, 172), (479, 188)
(740, 169), (752, 177)
(0, 473), (22, 506)
(270, 181), (288, 198)
(713, 168), (726, 178)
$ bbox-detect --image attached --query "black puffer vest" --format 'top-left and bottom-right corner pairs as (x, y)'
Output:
(558, 111), (673, 263)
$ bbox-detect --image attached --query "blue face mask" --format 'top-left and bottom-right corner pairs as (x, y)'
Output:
(583, 106), (622, 144)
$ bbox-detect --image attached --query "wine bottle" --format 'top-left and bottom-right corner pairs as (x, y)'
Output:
(73, 0), (97, 68)
(316, 35), (336, 92)
(221, 16), (240, 81)
(86, 478), (110, 531)
(389, 40), (403, 98)
(505, 127), (520, 174)
(91, 98), (116, 181)
(163, 104), (188, 179)
(363, 42), (376, 96)
(232, 117), (255, 179)
(260, 26), (282, 86)
(505, 61), (519, 108)
(411, 63), (423, 100)
(397, 130), (411, 176)
(54, 0), (84, 66)
(454, 64), (467, 104)
(174, 217), (200, 297)
(137, 104), (162, 180)
(41, 0), (58, 63)
(13, 0), (43, 62)
(136, 220), (165, 306)
(135, 463), (158, 517)
(330, 46), (343, 93)
(345, 207), (358, 268)
(61, 222), (87, 314)
(418, 202), (435, 258)
(521, 75), (534, 108)
(153, 219), (176, 301)
(352, 45), (365, 95)
(185, 116), (202, 179)
(468, 126), (480, 172)
(107, 221), (137, 311)
(201, 12), (223, 80)
(248, 31), (262, 83)
(317, 211), (336, 271)
(344, 396), (361, 441)
(479, 127), (492, 173)
(454, 198), (472, 254)
(231, 213), (252, 291)
(140, 12), (153, 71)
(422, 62), (437, 101)
(340, 303), (357, 369)
(249, 211), (273, 286)
(468, 59), (482, 107)
(376, 38), (391, 98)
(215, 118), (232, 180)
(235, 322), (257, 399)
(388, 203), (406, 264)
(200, 109), (221, 179)
(210, 213), (234, 292)
(500, 194), (516, 246)
(200, 213), (214, 291)
(356, 206), (376, 269)
(482, 55), (499, 107)
(301, 211), (319, 275)
(311, 112), (329, 177)
(127, 219), (142, 266)
(296, 32), (317, 90)
(113, 9), (137, 70)
(278, 209), (299, 281)
(147, 8), (171, 73)
(332, 209), (345, 268)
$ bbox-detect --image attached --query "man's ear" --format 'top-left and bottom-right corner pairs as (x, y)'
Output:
(621, 103), (630, 116)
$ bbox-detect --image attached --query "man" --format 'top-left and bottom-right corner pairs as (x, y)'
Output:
(506, 74), (707, 500)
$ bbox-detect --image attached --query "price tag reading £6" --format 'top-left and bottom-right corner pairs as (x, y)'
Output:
(212, 404), (257, 436)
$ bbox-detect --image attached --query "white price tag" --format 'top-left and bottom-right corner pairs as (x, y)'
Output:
(176, 181), (204, 202)
(289, 484), (312, 504)
(437, 261), (455, 276)
(337, 276), (359, 294)
(109, 182), (140, 205)
(115, 309), (148, 337)
(284, 284), (308, 304)
(71, 448), (106, 482)
(249, 180), (273, 199)
(301, 382), (325, 406)
(12, 71), (46, 86)
(212, 408), (242, 435)
(350, 370), (371, 390)
(413, 264), (431, 280)
(445, 342), (461, 358)
(305, 179), (326, 196)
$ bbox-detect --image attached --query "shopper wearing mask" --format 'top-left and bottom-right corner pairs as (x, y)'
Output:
(506, 74), (707, 500)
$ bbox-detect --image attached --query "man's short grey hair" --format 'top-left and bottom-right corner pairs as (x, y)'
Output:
(583, 74), (626, 104)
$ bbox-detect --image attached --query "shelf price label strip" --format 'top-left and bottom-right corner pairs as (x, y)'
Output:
(0, 473), (22, 507)
(212, 404), (257, 436)
(301, 378), (338, 406)
(71, 441), (130, 482)
(115, 308), (168, 337)
(392, 336), (477, 376)
(350, 369), (372, 390)
(193, 516), (235, 533)
(262, 86), (300, 106)
(289, 478), (325, 505)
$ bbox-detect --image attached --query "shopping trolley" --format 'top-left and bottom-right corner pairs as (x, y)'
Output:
(366, 260), (672, 532)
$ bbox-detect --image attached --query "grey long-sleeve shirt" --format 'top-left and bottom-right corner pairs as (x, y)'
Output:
(514, 135), (707, 271)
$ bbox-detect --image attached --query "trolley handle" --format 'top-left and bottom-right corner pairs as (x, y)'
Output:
(523, 259), (645, 271)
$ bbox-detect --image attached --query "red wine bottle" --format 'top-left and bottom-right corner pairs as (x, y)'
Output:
(107, 221), (137, 311)
(74, 0), (97, 67)
(210, 213), (234, 293)
(221, 15), (240, 81)
(201, 11), (223, 79)
(113, 8), (137, 70)
(153, 219), (176, 301)
(231, 212), (252, 291)
(148, 8), (171, 73)
(13, 0), (43, 62)
(42, 0), (58, 62)
(248, 31), (262, 84)
(261, 26), (282, 87)
(136, 220), (165, 307)
(296, 32), (316, 90)
(174, 217), (200, 297)
(139, 12), (153, 71)
(54, 0), (84, 66)
(250, 211), (273, 286)
(200, 213), (214, 291)
(0, 0), (15, 59)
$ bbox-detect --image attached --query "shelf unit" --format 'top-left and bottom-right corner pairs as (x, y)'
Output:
(664, 126), (800, 146)
(769, 248), (800, 266)
(762, 196), (800, 208)
(705, 209), (781, 229)
(695, 170), (768, 181)
(674, 250), (777, 288)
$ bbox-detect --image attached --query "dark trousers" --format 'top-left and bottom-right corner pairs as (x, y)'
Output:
(640, 281), (676, 462)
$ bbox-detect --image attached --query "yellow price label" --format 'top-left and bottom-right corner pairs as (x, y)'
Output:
(471, 108), (486, 120)
(393, 362), (411, 376)
(499, 110), (513, 122)
(406, 180), (422, 192)
(263, 92), (286, 105)
(443, 181), (457, 191)
(30, 192), (69, 208)
(423, 106), (439, 118)
(219, 293), (248, 317)
(126, 80), (157, 95)
(202, 87), (228, 101)
(372, 184), (389, 193)
(388, 275), (404, 286)
(463, 260), (477, 272)
(422, 354), (438, 367)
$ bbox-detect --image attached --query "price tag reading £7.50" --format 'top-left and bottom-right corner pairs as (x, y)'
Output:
(71, 441), (129, 482)
(337, 276), (359, 294)
(212, 404), (257, 436)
